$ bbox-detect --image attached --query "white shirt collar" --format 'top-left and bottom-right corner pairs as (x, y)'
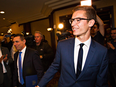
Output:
(75, 37), (91, 47)
(20, 46), (26, 53)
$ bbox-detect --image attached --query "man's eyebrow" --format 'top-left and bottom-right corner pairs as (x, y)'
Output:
(14, 41), (19, 43)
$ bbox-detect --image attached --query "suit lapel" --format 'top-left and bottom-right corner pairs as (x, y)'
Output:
(77, 40), (96, 79)
(23, 48), (28, 69)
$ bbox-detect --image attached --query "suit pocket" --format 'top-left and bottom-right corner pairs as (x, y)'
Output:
(88, 64), (99, 72)
(83, 64), (100, 79)
(88, 64), (99, 67)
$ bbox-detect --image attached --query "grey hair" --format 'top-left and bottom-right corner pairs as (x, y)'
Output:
(34, 31), (43, 38)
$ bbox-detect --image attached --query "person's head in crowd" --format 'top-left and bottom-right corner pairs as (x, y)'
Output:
(34, 31), (43, 46)
(13, 34), (26, 51)
(70, 6), (96, 38)
(10, 34), (15, 41)
(3, 33), (11, 43)
(111, 28), (116, 42)
(91, 22), (99, 36)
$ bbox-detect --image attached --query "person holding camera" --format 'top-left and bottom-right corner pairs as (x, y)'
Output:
(1, 33), (12, 51)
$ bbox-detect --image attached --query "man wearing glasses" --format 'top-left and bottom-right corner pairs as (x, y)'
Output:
(36, 6), (108, 87)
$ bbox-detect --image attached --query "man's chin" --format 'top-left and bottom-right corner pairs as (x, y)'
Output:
(73, 32), (79, 36)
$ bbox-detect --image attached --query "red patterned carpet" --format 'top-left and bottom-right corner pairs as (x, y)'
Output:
(46, 71), (60, 87)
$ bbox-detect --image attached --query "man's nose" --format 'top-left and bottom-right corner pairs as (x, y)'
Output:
(71, 20), (76, 26)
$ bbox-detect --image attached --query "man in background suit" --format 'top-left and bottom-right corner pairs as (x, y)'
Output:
(0, 39), (13, 87)
(13, 34), (44, 87)
(36, 6), (108, 87)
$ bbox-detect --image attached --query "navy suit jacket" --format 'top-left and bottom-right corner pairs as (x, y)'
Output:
(38, 38), (108, 87)
(13, 47), (44, 86)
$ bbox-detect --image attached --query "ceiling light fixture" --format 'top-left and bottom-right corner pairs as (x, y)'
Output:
(58, 23), (64, 29)
(3, 18), (5, 20)
(80, 0), (92, 6)
(47, 28), (53, 31)
(0, 11), (5, 14)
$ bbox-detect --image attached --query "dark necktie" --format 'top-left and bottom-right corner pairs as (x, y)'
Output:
(19, 52), (24, 85)
(76, 43), (84, 78)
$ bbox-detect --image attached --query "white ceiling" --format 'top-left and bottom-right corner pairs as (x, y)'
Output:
(0, 0), (83, 33)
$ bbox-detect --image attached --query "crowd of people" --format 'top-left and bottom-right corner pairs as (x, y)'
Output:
(0, 31), (54, 87)
(0, 5), (116, 87)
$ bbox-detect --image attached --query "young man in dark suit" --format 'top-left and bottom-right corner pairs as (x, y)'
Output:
(36, 6), (108, 87)
(13, 34), (44, 87)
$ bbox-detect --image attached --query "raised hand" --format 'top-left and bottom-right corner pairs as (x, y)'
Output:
(3, 54), (8, 62)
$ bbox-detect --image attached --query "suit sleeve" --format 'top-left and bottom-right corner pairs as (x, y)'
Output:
(13, 52), (18, 86)
(38, 42), (61, 87)
(96, 49), (108, 87)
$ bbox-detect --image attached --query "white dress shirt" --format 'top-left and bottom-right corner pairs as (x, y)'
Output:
(74, 37), (91, 73)
(17, 46), (26, 82)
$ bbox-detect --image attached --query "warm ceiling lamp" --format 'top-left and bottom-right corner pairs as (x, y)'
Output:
(1, 33), (4, 36)
(58, 23), (64, 30)
(26, 32), (29, 35)
(80, 0), (92, 6)
(7, 28), (12, 33)
(0, 11), (5, 14)
(47, 28), (53, 31)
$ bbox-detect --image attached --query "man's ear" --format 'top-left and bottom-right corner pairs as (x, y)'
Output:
(23, 39), (26, 43)
(88, 19), (95, 28)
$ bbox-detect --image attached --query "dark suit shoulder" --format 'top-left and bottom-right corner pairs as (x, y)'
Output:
(27, 47), (36, 51)
(14, 47), (38, 56)
(26, 47), (39, 54)
(92, 40), (107, 51)
(57, 38), (75, 50)
(58, 37), (74, 44)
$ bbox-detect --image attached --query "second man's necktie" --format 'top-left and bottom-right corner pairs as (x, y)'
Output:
(19, 52), (24, 85)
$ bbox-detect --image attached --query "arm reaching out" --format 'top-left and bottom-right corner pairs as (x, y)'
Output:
(96, 15), (104, 36)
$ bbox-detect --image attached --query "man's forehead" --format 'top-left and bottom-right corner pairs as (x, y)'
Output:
(13, 37), (21, 41)
(72, 10), (86, 18)
(111, 30), (116, 32)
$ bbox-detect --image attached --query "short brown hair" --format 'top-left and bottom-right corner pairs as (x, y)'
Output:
(14, 34), (25, 41)
(72, 6), (96, 21)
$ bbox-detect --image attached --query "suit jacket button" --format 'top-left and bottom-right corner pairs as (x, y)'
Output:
(75, 81), (77, 83)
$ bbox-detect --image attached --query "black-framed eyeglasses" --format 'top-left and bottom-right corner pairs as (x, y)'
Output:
(69, 17), (91, 24)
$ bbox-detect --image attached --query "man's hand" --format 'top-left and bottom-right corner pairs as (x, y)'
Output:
(3, 54), (8, 62)
(107, 42), (115, 50)
(0, 55), (4, 63)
